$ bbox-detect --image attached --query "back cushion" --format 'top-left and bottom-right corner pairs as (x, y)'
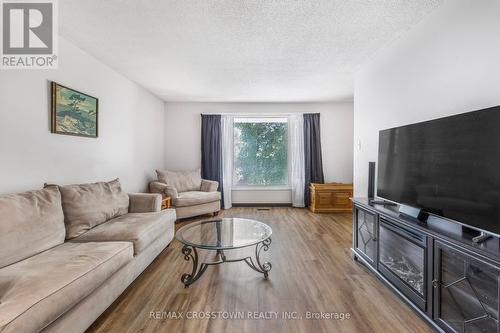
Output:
(156, 169), (202, 193)
(0, 186), (65, 268)
(58, 179), (129, 239)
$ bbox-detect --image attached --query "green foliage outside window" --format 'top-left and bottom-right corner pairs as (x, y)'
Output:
(233, 121), (288, 186)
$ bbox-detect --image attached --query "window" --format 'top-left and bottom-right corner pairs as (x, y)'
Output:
(233, 117), (288, 186)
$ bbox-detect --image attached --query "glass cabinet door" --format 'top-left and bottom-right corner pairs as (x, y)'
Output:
(355, 207), (377, 264)
(434, 241), (500, 333)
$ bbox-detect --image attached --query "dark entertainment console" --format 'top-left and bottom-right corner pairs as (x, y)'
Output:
(352, 198), (500, 333)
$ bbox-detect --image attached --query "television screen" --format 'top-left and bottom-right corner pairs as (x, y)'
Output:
(377, 106), (500, 236)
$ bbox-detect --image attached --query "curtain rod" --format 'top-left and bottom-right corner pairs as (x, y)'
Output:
(200, 113), (303, 116)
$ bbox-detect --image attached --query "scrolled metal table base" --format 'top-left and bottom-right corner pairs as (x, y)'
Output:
(181, 238), (272, 287)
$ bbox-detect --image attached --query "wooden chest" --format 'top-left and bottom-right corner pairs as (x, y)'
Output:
(309, 183), (353, 213)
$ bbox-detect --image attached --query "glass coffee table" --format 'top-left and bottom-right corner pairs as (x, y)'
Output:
(176, 218), (272, 287)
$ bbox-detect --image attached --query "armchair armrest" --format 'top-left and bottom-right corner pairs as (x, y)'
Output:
(201, 179), (219, 192)
(129, 193), (162, 213)
(149, 181), (179, 199)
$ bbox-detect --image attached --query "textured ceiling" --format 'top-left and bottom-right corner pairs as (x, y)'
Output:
(59, 1), (443, 102)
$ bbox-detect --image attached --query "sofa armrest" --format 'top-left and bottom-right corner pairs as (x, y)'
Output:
(201, 179), (219, 192)
(129, 193), (162, 213)
(149, 181), (179, 199)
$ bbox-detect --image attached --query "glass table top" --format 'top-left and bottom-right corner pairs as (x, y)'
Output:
(176, 218), (272, 250)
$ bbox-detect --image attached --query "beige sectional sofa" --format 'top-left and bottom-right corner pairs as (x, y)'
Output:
(0, 179), (176, 333)
(150, 169), (221, 219)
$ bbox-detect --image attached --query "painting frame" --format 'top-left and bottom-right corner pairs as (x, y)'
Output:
(51, 82), (99, 138)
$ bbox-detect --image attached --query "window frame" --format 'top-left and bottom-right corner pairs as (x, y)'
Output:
(231, 116), (291, 189)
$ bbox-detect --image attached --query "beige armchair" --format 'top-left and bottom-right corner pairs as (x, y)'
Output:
(150, 169), (221, 219)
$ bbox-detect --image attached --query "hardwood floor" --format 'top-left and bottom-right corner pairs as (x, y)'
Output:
(87, 208), (433, 333)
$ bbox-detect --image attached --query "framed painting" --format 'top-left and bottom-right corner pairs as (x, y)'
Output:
(51, 82), (98, 138)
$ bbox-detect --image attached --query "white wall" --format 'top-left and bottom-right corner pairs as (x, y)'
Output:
(164, 102), (353, 204)
(353, 0), (500, 197)
(0, 37), (165, 193)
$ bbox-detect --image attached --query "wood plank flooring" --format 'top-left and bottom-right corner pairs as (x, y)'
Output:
(87, 208), (434, 333)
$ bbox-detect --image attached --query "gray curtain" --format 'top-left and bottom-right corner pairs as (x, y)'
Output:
(201, 114), (224, 207)
(304, 113), (325, 206)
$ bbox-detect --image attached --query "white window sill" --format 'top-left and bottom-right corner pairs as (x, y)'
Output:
(231, 186), (292, 191)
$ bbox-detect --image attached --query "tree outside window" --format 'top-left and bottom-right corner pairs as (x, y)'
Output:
(233, 118), (288, 186)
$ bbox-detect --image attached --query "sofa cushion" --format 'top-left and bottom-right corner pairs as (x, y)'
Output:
(58, 179), (129, 239)
(175, 191), (221, 207)
(0, 241), (133, 333)
(71, 210), (176, 255)
(0, 186), (65, 269)
(156, 169), (201, 193)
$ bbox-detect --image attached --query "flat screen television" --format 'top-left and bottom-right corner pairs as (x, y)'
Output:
(377, 105), (500, 236)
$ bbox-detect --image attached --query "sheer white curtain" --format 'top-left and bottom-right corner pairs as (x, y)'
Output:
(221, 115), (233, 209)
(289, 114), (305, 207)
